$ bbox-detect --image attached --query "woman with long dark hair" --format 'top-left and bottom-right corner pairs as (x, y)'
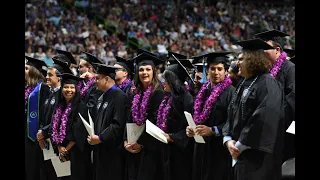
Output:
(158, 57), (195, 180)
(25, 56), (50, 180)
(123, 53), (164, 180)
(50, 73), (91, 180)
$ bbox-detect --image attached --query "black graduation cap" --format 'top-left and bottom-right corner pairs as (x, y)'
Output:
(133, 52), (164, 67)
(59, 73), (84, 85)
(167, 51), (187, 60)
(236, 39), (275, 51)
(168, 59), (194, 69)
(115, 56), (134, 74)
(93, 63), (120, 81)
(52, 57), (73, 74)
(82, 52), (104, 69)
(56, 50), (77, 65)
(191, 52), (232, 65)
(194, 63), (207, 72)
(254, 29), (290, 48)
(25, 56), (48, 73)
(137, 48), (156, 57)
(255, 29), (290, 40)
(283, 48), (295, 58)
(166, 55), (195, 84)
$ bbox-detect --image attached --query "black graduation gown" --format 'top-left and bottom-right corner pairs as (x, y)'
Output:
(192, 85), (235, 180)
(275, 60), (295, 162)
(122, 80), (133, 95)
(80, 81), (103, 179)
(222, 73), (285, 180)
(82, 84), (104, 109)
(51, 102), (89, 180)
(40, 88), (60, 180)
(124, 89), (164, 180)
(25, 82), (50, 180)
(90, 88), (129, 180)
(161, 91), (194, 180)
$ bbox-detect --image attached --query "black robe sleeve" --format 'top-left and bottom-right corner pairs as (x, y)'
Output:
(84, 85), (104, 109)
(284, 63), (295, 127)
(73, 101), (90, 151)
(168, 92), (194, 150)
(39, 83), (50, 131)
(239, 77), (285, 154)
(215, 86), (235, 134)
(99, 91), (129, 144)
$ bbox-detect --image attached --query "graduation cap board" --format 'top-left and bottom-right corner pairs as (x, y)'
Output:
(137, 48), (156, 57)
(82, 52), (104, 70)
(59, 73), (84, 85)
(254, 29), (290, 48)
(93, 63), (121, 81)
(133, 52), (164, 67)
(167, 51), (187, 60)
(52, 57), (73, 74)
(56, 49), (77, 65)
(236, 39), (275, 51)
(25, 56), (48, 76)
(115, 56), (134, 75)
(191, 52), (233, 65)
(167, 54), (195, 84)
(255, 29), (290, 40)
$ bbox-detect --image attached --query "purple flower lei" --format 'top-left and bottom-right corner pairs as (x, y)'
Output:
(185, 84), (190, 90)
(118, 78), (131, 91)
(79, 76), (96, 99)
(270, 51), (287, 78)
(51, 102), (72, 144)
(25, 86), (35, 113)
(193, 76), (232, 125)
(130, 83), (153, 125)
(156, 92), (172, 132)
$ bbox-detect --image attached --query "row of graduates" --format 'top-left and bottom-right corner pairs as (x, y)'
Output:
(25, 29), (295, 180)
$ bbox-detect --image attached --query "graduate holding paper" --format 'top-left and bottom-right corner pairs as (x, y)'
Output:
(123, 52), (164, 180)
(186, 52), (235, 180)
(87, 64), (129, 180)
(25, 56), (50, 180)
(38, 57), (73, 180)
(158, 54), (195, 180)
(50, 73), (90, 180)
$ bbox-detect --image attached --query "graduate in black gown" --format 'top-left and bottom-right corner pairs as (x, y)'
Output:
(38, 58), (73, 180)
(158, 55), (195, 180)
(222, 39), (285, 180)
(114, 56), (134, 94)
(166, 53), (195, 93)
(255, 30), (295, 162)
(55, 50), (78, 75)
(77, 52), (104, 108)
(123, 53), (164, 180)
(50, 73), (88, 180)
(190, 62), (208, 97)
(25, 56), (50, 180)
(86, 64), (129, 180)
(186, 52), (235, 180)
(228, 60), (243, 88)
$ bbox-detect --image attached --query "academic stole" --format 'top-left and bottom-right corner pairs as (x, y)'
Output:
(27, 81), (42, 141)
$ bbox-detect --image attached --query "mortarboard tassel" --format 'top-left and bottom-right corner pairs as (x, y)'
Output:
(200, 58), (207, 84)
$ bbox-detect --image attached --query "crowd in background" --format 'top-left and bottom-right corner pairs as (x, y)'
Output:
(25, 0), (295, 65)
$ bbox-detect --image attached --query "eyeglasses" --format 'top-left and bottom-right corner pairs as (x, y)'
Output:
(115, 68), (125, 72)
